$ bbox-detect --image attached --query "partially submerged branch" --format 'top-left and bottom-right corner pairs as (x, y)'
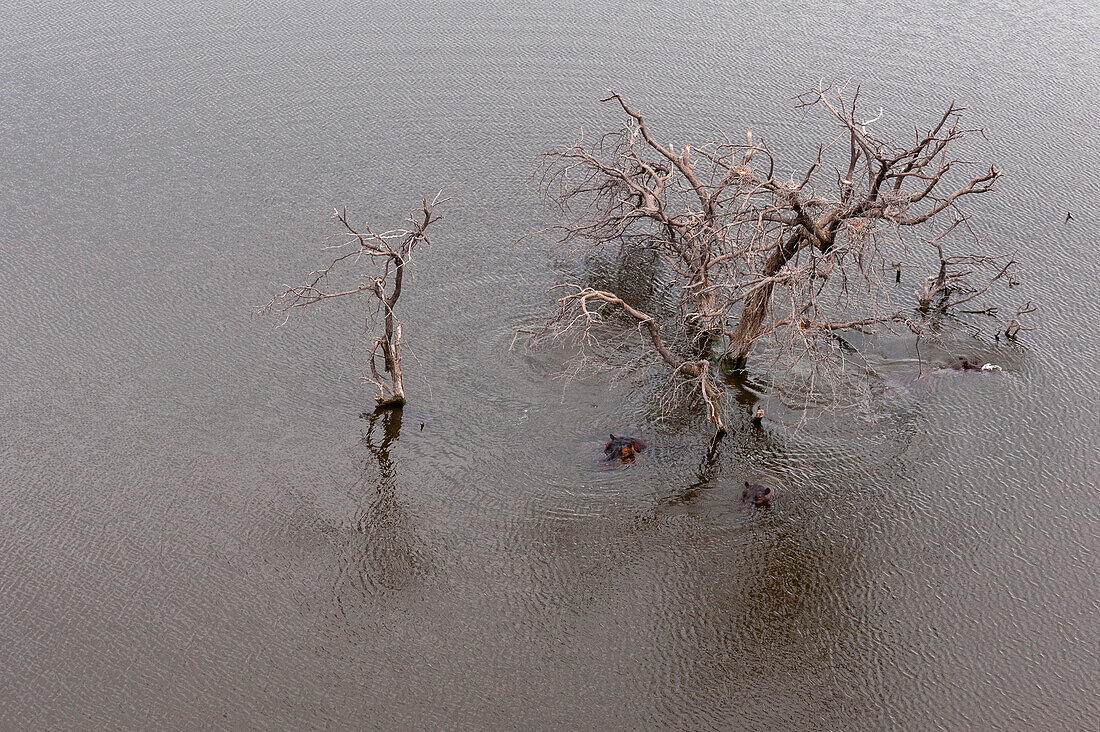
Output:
(528, 284), (726, 432)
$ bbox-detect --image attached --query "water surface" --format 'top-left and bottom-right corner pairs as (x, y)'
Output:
(1, 1), (1098, 728)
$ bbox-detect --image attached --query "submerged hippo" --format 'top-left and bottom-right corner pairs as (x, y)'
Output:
(741, 481), (773, 508)
(603, 434), (646, 463)
(947, 357), (982, 371)
(947, 357), (1002, 372)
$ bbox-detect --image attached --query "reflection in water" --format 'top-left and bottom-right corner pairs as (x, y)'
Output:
(526, 433), (874, 726)
(640, 515), (874, 727)
(3, 0), (1098, 727)
(331, 409), (430, 618)
(583, 245), (670, 321)
(723, 368), (768, 417)
(656, 429), (726, 507)
(655, 379), (772, 509)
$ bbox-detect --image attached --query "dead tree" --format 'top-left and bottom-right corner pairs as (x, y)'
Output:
(261, 195), (444, 409)
(528, 84), (1021, 432)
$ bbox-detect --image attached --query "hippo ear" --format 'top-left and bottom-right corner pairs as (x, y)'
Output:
(629, 439), (641, 452)
(609, 433), (615, 440)
(744, 481), (750, 488)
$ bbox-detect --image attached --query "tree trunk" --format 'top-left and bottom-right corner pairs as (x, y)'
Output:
(389, 323), (405, 404)
(724, 231), (805, 367)
(690, 287), (724, 358)
(375, 291), (406, 410)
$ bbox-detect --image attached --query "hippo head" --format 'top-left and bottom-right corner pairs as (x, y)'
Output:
(742, 481), (773, 506)
(604, 434), (646, 462)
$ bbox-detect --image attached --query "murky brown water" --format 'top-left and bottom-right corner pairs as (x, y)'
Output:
(2, 1), (1098, 728)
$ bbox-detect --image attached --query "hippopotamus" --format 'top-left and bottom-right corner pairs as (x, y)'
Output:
(603, 434), (646, 463)
(947, 357), (1003, 372)
(741, 481), (773, 508)
(947, 357), (982, 371)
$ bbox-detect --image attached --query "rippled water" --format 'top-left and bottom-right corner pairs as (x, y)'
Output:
(2, 1), (1098, 728)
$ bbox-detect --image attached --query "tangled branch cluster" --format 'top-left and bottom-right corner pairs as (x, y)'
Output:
(529, 83), (1020, 431)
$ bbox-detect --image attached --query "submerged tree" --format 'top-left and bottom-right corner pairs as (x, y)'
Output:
(262, 195), (444, 409)
(528, 84), (1020, 432)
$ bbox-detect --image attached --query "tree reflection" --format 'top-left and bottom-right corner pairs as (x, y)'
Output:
(656, 372), (769, 509)
(613, 372), (881, 722)
(636, 516), (875, 727)
(331, 409), (430, 619)
(584, 245), (671, 321)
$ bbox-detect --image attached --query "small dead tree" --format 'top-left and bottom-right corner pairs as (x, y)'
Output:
(261, 195), (444, 409)
(528, 84), (1021, 432)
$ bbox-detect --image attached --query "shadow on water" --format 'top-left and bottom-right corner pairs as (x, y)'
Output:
(583, 244), (677, 323)
(330, 409), (432, 619)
